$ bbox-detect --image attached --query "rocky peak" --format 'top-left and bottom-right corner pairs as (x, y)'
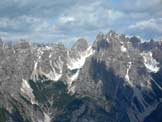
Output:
(72, 38), (88, 51)
(130, 36), (141, 48)
(108, 30), (116, 36)
(140, 39), (159, 51)
(93, 31), (131, 54)
(106, 30), (120, 41)
(96, 32), (105, 41)
(93, 32), (109, 51)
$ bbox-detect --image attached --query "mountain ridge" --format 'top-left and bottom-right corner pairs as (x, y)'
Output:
(0, 31), (162, 122)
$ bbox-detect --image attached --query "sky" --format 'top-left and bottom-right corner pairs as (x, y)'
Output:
(0, 0), (162, 45)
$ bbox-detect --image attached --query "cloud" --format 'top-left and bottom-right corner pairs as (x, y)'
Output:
(106, 9), (124, 20)
(0, 0), (77, 18)
(129, 18), (162, 32)
(55, 1), (125, 35)
(0, 0), (162, 44)
(111, 0), (162, 12)
(127, 18), (162, 39)
(58, 16), (76, 24)
(0, 16), (40, 31)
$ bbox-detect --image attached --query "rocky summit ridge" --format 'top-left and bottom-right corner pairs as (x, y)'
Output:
(0, 31), (162, 122)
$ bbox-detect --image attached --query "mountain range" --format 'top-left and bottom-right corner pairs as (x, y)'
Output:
(0, 31), (162, 122)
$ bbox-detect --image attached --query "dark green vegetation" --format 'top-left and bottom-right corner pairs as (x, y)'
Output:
(0, 107), (7, 122)
(28, 77), (113, 122)
(0, 105), (30, 122)
(29, 79), (76, 110)
(53, 98), (114, 122)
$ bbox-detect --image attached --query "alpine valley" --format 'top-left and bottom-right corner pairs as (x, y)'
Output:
(0, 31), (162, 122)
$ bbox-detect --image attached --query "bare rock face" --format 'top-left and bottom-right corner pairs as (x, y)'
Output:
(0, 31), (162, 122)
(72, 38), (88, 51)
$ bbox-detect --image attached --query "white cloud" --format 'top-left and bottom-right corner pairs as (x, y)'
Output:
(59, 16), (76, 24)
(129, 18), (162, 32)
(55, 1), (125, 33)
(106, 9), (124, 20)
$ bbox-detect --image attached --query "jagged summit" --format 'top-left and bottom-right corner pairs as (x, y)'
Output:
(93, 33), (109, 51)
(95, 30), (119, 41)
(93, 31), (130, 52)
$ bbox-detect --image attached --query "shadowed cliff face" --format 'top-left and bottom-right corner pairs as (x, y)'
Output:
(144, 68), (162, 122)
(144, 103), (162, 122)
(90, 59), (132, 122)
(0, 32), (162, 122)
(90, 58), (133, 102)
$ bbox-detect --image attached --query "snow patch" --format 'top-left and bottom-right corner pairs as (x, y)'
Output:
(125, 62), (133, 86)
(31, 61), (39, 81)
(121, 45), (127, 52)
(37, 48), (44, 59)
(20, 79), (38, 105)
(67, 46), (95, 70)
(44, 56), (63, 81)
(31, 46), (64, 82)
(31, 48), (44, 81)
(142, 52), (159, 73)
(43, 112), (51, 122)
(67, 70), (80, 94)
(106, 37), (110, 42)
(49, 53), (52, 58)
(45, 46), (52, 50)
(69, 70), (80, 82)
